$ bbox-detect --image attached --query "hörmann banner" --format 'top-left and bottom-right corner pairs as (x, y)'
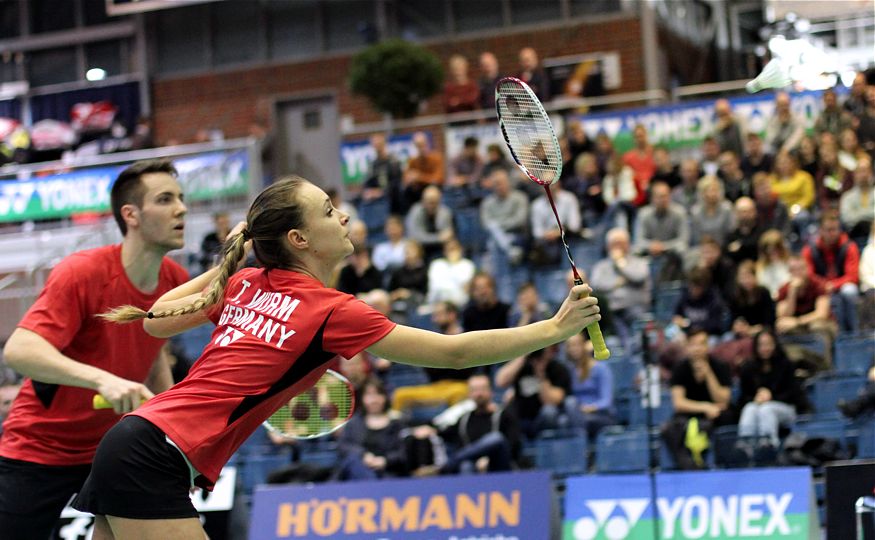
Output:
(563, 468), (811, 540)
(249, 470), (552, 539)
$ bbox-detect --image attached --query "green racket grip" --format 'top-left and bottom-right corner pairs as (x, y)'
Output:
(573, 276), (610, 360)
(92, 395), (147, 410)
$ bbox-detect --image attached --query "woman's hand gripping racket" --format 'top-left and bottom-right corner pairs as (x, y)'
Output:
(95, 369), (356, 440)
(495, 76), (610, 360)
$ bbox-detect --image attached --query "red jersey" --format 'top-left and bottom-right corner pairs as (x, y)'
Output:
(0, 245), (188, 465)
(133, 268), (396, 489)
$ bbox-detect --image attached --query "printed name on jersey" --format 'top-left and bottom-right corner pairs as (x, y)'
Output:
(216, 279), (300, 348)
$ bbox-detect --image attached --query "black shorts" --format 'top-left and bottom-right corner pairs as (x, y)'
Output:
(0, 455), (91, 540)
(72, 415), (199, 520)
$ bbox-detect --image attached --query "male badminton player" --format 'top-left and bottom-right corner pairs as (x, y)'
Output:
(72, 176), (601, 540)
(0, 160), (190, 540)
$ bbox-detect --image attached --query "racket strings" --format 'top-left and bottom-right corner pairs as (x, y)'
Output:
(266, 374), (354, 439)
(496, 82), (562, 184)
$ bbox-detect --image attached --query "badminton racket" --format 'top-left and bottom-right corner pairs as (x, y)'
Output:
(94, 369), (355, 440)
(495, 76), (610, 360)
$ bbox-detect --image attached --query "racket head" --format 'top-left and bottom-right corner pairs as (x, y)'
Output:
(495, 76), (563, 186)
(263, 369), (355, 440)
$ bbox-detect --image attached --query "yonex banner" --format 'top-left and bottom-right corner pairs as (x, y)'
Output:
(249, 470), (552, 539)
(0, 149), (250, 222)
(563, 467), (811, 539)
(340, 132), (419, 185)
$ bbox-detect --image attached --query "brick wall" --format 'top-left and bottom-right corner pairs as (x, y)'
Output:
(151, 15), (645, 145)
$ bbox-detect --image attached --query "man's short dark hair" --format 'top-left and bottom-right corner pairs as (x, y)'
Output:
(111, 159), (178, 236)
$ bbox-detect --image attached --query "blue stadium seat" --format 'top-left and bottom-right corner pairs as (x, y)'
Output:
(453, 208), (484, 253)
(534, 430), (588, 477)
(239, 453), (292, 495)
(791, 416), (853, 451)
(408, 404), (447, 425)
(858, 420), (875, 458)
(594, 427), (649, 473)
(570, 240), (602, 279)
(384, 364), (429, 391)
(834, 333), (875, 375)
(358, 198), (390, 234)
(652, 281), (684, 324)
(442, 187), (471, 210)
(806, 372), (868, 416)
(604, 356), (641, 394)
(300, 441), (340, 468)
(628, 390), (674, 427)
(533, 269), (571, 308)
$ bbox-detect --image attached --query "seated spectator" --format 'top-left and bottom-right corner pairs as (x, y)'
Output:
(388, 240), (429, 307)
(403, 132), (445, 210)
(815, 88), (853, 140)
(672, 267), (729, 338)
(861, 229), (875, 330)
(362, 133), (404, 214)
(796, 135), (820, 178)
(496, 346), (572, 439)
(662, 329), (734, 470)
(752, 172), (791, 238)
(725, 197), (763, 264)
(858, 85), (875, 159)
(840, 154), (874, 243)
(478, 52), (501, 110)
(814, 141), (853, 211)
(372, 215), (407, 272)
(652, 146), (681, 189)
(480, 169), (529, 265)
(448, 136), (484, 189)
(769, 152), (815, 238)
(713, 98), (746, 158)
(406, 185), (454, 262)
(566, 334), (616, 440)
(566, 120), (594, 164)
(529, 182), (580, 267)
(672, 159), (703, 216)
(838, 363), (875, 419)
(516, 47), (550, 102)
(336, 244), (383, 296)
(838, 128), (862, 172)
(427, 238), (476, 307)
(391, 301), (476, 412)
(756, 229), (792, 300)
(480, 144), (514, 186)
(634, 181), (689, 282)
(508, 282), (552, 327)
(728, 261), (776, 339)
(199, 211), (231, 272)
(590, 228), (651, 350)
(802, 212), (861, 332)
(444, 54), (480, 114)
(431, 374), (522, 474)
(718, 151), (753, 202)
(693, 235), (737, 304)
(601, 153), (637, 232)
(700, 136), (722, 177)
(691, 175), (735, 246)
(594, 131), (616, 176)
(740, 132), (774, 179)
(337, 378), (410, 480)
(765, 92), (805, 154)
(462, 272), (510, 332)
(737, 330), (805, 448)
(776, 255), (837, 370)
(564, 152), (605, 224)
(622, 124), (656, 207)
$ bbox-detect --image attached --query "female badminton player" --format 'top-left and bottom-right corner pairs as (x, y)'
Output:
(72, 176), (601, 540)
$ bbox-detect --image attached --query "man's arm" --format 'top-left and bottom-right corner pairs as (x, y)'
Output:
(671, 385), (718, 416)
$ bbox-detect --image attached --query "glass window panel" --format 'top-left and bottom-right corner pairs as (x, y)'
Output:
(451, 0), (503, 34)
(569, 0), (621, 17)
(266, 0), (321, 59)
(82, 0), (112, 26)
(510, 0), (560, 25)
(324, 0), (377, 51)
(0, 1), (20, 39)
(85, 40), (123, 78)
(212, 1), (262, 65)
(29, 47), (78, 87)
(154, 5), (209, 74)
(395, 0), (446, 40)
(29, 0), (76, 34)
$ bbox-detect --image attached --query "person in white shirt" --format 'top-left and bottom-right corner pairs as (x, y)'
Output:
(427, 237), (476, 307)
(529, 182), (580, 266)
(372, 215), (407, 272)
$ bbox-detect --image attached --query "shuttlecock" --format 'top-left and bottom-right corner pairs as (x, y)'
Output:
(746, 59), (793, 93)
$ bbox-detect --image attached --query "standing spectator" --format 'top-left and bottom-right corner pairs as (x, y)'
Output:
(403, 132), (445, 210)
(634, 181), (689, 280)
(840, 154), (874, 242)
(652, 146), (681, 189)
(622, 124), (656, 207)
(802, 213), (861, 332)
(372, 215), (407, 272)
(718, 151), (752, 202)
(566, 152), (606, 226)
(508, 282), (552, 327)
(496, 346), (572, 438)
(601, 154), (637, 232)
(713, 98), (746, 157)
(427, 238), (475, 307)
(199, 211), (231, 273)
(756, 229), (792, 300)
(765, 92), (805, 154)
(691, 176), (736, 246)
(336, 245), (383, 296)
(725, 197), (763, 264)
(406, 185), (454, 262)
(776, 255), (837, 369)
(362, 133), (404, 214)
(740, 132), (774, 179)
(388, 240), (429, 307)
(672, 158), (702, 214)
(728, 261), (776, 339)
(478, 52), (502, 110)
(566, 334), (616, 440)
(672, 266), (729, 338)
(448, 136), (484, 189)
(462, 272), (510, 332)
(752, 172), (792, 237)
(662, 329), (733, 469)
(529, 182), (581, 266)
(444, 55), (480, 114)
(737, 330), (804, 447)
(815, 88), (853, 140)
(590, 228), (651, 349)
(842, 72), (869, 119)
(480, 169), (528, 265)
(516, 47), (550, 102)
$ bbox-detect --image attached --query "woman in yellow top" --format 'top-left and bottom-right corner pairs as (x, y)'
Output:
(769, 152), (815, 213)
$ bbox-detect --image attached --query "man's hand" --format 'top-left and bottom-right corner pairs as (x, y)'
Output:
(96, 373), (154, 414)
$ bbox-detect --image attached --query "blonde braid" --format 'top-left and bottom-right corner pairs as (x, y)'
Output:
(99, 231), (249, 324)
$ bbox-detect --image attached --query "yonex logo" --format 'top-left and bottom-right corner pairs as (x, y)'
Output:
(572, 498), (649, 540)
(215, 327), (244, 347)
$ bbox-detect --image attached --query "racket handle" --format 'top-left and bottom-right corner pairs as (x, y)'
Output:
(573, 277), (611, 360)
(92, 395), (147, 410)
